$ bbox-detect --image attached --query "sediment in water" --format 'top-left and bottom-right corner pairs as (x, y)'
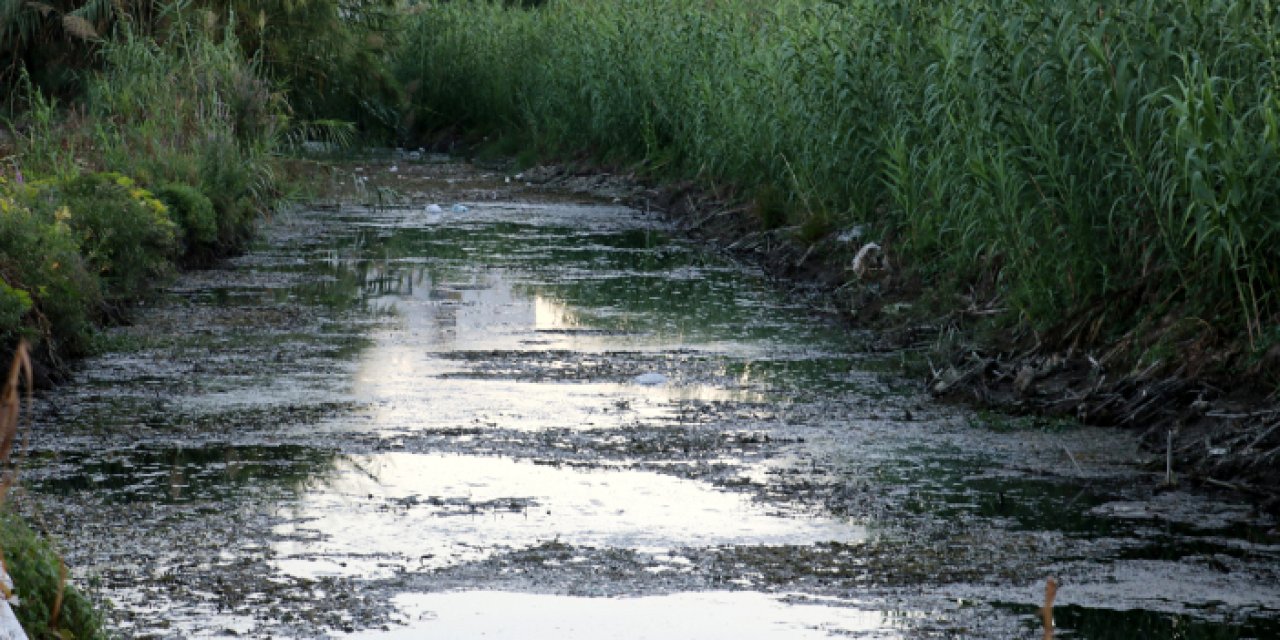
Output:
(515, 162), (1280, 511)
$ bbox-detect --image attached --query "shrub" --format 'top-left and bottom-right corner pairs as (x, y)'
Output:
(156, 183), (218, 251)
(6, 17), (290, 359)
(0, 281), (32, 346)
(54, 23), (285, 257)
(0, 184), (98, 356)
(32, 172), (177, 304)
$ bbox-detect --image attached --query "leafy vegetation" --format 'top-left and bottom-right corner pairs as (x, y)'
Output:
(1, 0), (403, 135)
(0, 343), (104, 639)
(2, 0), (405, 359)
(397, 0), (1280, 376)
(0, 176), (99, 358)
(0, 512), (105, 639)
(1, 16), (288, 363)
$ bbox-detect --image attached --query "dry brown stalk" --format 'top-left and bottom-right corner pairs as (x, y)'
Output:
(1041, 577), (1058, 640)
(0, 340), (32, 500)
(49, 559), (66, 633)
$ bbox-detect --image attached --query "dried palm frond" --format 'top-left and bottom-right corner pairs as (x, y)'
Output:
(60, 13), (98, 41)
(0, 340), (31, 501)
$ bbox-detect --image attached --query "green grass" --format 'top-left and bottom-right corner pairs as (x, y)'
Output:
(397, 0), (1280, 376)
(0, 512), (106, 639)
(1, 16), (292, 361)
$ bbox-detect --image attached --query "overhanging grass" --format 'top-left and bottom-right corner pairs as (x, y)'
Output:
(398, 0), (1280, 374)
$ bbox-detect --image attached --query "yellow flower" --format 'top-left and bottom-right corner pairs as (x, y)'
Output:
(54, 206), (72, 222)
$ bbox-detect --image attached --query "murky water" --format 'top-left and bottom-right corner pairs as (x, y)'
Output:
(22, 158), (1280, 638)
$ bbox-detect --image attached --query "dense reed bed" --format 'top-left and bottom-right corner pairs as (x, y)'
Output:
(399, 0), (1280, 374)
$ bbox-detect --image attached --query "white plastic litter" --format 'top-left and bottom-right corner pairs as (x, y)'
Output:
(632, 373), (668, 386)
(0, 567), (25, 639)
(850, 242), (883, 279)
(425, 204), (444, 214)
(388, 165), (399, 173)
(451, 204), (469, 213)
(836, 225), (865, 243)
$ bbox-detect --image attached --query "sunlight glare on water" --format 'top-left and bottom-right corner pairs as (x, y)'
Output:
(272, 452), (864, 579)
(354, 591), (904, 640)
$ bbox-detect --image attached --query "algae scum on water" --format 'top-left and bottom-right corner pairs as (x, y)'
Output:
(20, 160), (1280, 638)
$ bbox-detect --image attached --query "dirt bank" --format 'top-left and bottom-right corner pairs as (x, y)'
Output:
(516, 162), (1280, 513)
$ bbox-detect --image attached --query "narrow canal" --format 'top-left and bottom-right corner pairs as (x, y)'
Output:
(23, 157), (1280, 638)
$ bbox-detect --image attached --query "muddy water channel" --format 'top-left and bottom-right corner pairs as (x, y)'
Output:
(23, 158), (1280, 638)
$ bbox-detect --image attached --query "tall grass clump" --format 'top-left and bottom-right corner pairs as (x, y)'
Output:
(74, 19), (284, 244)
(2, 14), (291, 362)
(0, 0), (114, 100)
(12, 16), (286, 248)
(399, 0), (1280, 374)
(202, 0), (405, 136)
(2, 0), (403, 141)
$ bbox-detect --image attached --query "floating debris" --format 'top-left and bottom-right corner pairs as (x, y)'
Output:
(632, 372), (668, 386)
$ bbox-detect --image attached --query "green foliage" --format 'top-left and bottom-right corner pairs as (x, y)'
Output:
(0, 281), (33, 345)
(199, 135), (264, 247)
(156, 183), (218, 250)
(83, 22), (283, 172)
(2, 12), (297, 363)
(398, 0), (1280, 366)
(153, 0), (407, 138)
(3, 0), (403, 141)
(14, 19), (285, 216)
(33, 173), (178, 302)
(0, 0), (113, 101)
(0, 182), (99, 356)
(0, 512), (106, 639)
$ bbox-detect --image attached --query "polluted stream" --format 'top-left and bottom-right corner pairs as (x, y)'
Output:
(21, 157), (1280, 638)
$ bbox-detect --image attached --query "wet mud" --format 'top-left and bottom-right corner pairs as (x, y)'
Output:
(17, 154), (1280, 638)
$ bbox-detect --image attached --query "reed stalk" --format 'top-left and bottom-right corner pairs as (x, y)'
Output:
(397, 0), (1280, 366)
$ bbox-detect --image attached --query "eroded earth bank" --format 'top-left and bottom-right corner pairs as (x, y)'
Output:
(20, 157), (1280, 638)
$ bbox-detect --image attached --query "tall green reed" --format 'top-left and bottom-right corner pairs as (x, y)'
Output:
(398, 0), (1280, 364)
